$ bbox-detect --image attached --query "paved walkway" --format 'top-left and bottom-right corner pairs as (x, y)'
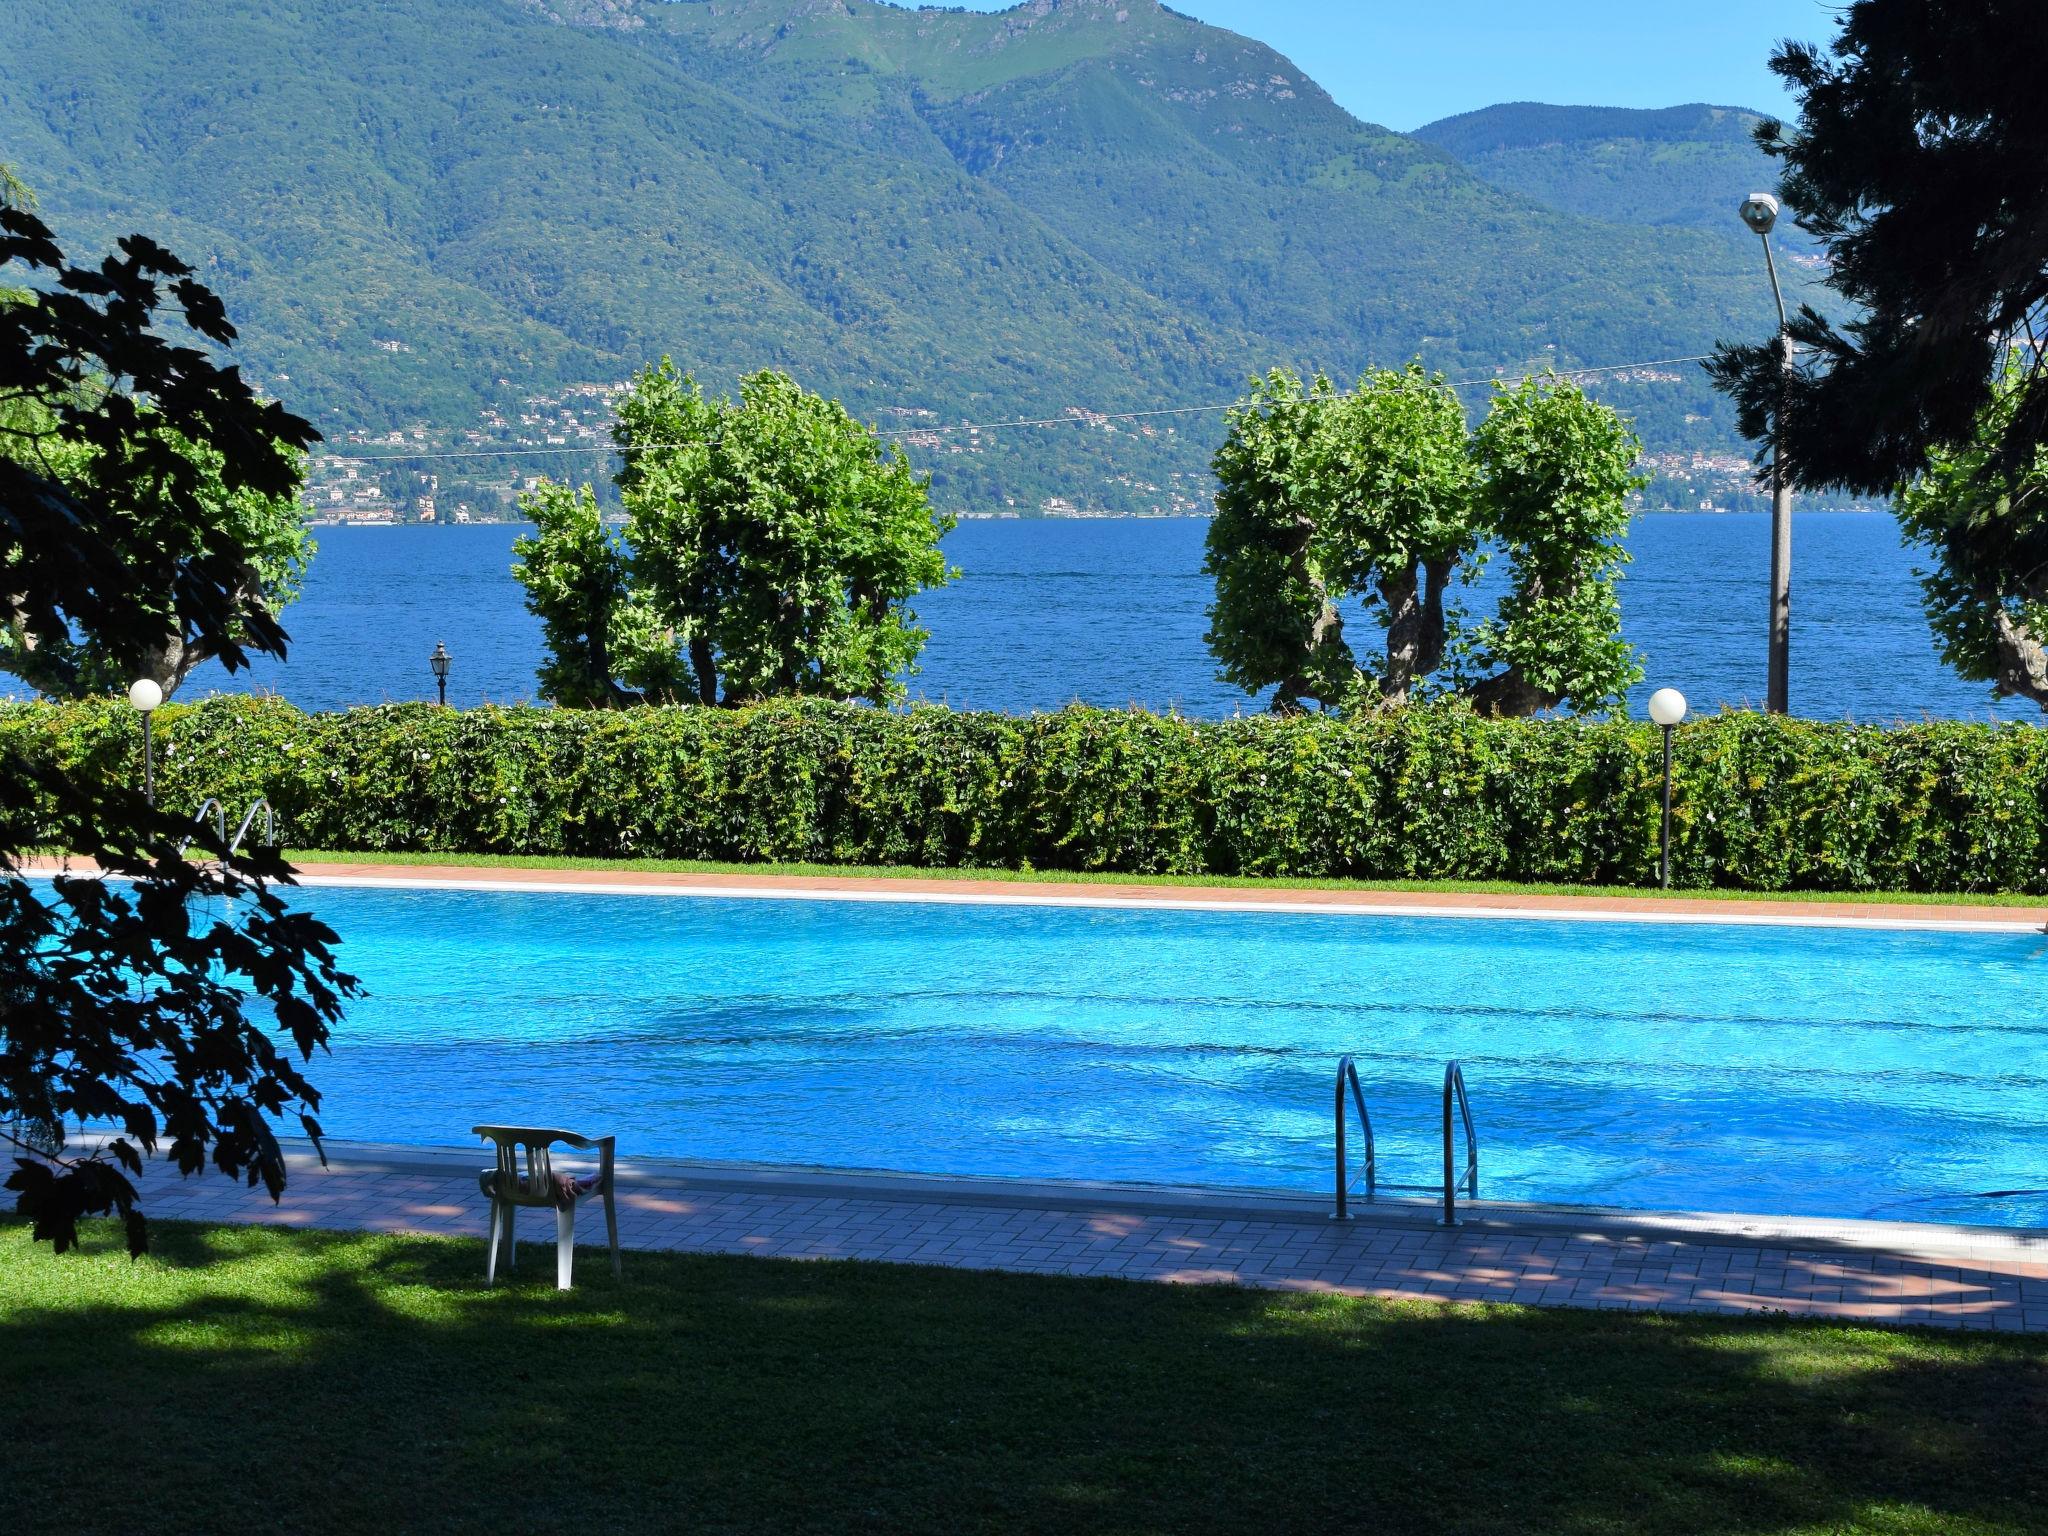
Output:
(126, 1145), (2048, 1332)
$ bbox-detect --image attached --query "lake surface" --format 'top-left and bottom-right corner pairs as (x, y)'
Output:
(169, 514), (2036, 722)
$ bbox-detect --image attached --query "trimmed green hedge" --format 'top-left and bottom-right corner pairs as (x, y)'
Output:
(7, 694), (2048, 892)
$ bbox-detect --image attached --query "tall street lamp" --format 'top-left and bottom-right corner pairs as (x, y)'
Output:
(1648, 687), (1688, 889)
(1741, 191), (1794, 716)
(128, 678), (163, 807)
(430, 641), (451, 707)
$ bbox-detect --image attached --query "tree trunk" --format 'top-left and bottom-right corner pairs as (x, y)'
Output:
(1991, 607), (2048, 706)
(1466, 666), (1560, 717)
(689, 633), (719, 707)
(145, 631), (198, 698)
(1463, 570), (1566, 718)
(1, 601), (82, 698)
(1271, 511), (1356, 712)
(1377, 556), (1453, 705)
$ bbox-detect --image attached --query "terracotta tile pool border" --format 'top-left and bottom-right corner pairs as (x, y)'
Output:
(60, 856), (2043, 932)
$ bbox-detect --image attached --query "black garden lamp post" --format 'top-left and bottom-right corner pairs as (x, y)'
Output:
(1648, 687), (1688, 889)
(430, 641), (451, 706)
(127, 677), (163, 807)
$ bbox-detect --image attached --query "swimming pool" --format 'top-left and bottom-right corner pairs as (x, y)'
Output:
(275, 882), (2048, 1227)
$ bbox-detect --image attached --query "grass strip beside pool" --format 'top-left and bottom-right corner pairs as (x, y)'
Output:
(4, 1221), (2045, 1535)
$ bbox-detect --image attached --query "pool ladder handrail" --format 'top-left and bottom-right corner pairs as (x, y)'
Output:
(1332, 1057), (1480, 1227)
(1441, 1060), (1479, 1228)
(178, 797), (226, 854)
(1333, 1055), (1376, 1216)
(229, 797), (276, 855)
(177, 797), (277, 857)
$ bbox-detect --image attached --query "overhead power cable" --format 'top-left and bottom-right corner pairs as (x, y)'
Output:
(317, 353), (1717, 466)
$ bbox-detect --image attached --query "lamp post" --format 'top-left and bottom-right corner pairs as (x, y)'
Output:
(430, 641), (451, 707)
(127, 678), (163, 807)
(1648, 687), (1688, 889)
(1740, 191), (1794, 716)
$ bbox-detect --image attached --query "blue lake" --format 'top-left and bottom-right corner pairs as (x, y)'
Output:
(172, 513), (2037, 723)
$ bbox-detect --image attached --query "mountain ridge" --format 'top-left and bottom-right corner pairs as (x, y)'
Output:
(0, 0), (1805, 515)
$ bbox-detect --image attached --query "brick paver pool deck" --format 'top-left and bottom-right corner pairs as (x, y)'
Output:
(128, 1143), (2048, 1332)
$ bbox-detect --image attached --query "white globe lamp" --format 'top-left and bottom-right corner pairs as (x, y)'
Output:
(1648, 687), (1687, 888)
(128, 678), (164, 806)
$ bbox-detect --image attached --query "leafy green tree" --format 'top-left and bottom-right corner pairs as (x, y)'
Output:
(1204, 365), (1475, 711)
(1708, 0), (2048, 495)
(520, 363), (954, 708)
(1464, 377), (1645, 714)
(1203, 371), (1361, 712)
(0, 165), (313, 700)
(1895, 359), (2048, 704)
(510, 481), (687, 707)
(1206, 366), (1638, 715)
(0, 399), (312, 698)
(0, 207), (356, 1253)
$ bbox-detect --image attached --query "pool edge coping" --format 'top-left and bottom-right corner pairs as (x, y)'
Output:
(34, 856), (2040, 932)
(28, 856), (2048, 931)
(284, 1138), (2048, 1263)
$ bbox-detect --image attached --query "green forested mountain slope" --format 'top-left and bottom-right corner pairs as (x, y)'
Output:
(0, 0), (1805, 514)
(1413, 102), (1815, 248)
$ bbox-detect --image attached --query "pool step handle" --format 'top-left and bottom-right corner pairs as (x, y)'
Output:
(1332, 1057), (1479, 1228)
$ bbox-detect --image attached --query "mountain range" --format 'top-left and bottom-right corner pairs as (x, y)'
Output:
(0, 0), (1814, 515)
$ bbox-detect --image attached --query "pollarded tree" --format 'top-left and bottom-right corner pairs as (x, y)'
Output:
(1203, 370), (1361, 712)
(607, 363), (953, 707)
(0, 206), (356, 1253)
(1895, 359), (2048, 703)
(1463, 377), (1645, 715)
(510, 481), (689, 707)
(1320, 365), (1480, 704)
(1708, 0), (2048, 494)
(1204, 365), (1477, 711)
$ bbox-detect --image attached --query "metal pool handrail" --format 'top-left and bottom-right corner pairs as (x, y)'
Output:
(230, 798), (275, 854)
(1332, 1054), (1375, 1219)
(1331, 1056), (1480, 1227)
(1441, 1061), (1479, 1228)
(178, 797), (226, 854)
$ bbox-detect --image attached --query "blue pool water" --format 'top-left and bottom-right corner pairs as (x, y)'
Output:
(282, 883), (2048, 1228)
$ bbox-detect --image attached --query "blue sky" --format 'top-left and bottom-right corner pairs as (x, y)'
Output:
(943, 1), (1839, 131)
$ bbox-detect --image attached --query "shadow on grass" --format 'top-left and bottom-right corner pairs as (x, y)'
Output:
(3, 1219), (2045, 1536)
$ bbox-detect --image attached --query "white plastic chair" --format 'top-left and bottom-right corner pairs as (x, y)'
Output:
(474, 1125), (620, 1289)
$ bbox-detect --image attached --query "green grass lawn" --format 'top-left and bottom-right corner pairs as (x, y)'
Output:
(5, 1222), (2046, 1535)
(280, 849), (2048, 909)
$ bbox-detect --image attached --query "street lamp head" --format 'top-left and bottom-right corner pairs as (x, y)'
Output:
(1648, 687), (1689, 728)
(127, 678), (163, 714)
(429, 642), (451, 680)
(1739, 192), (1780, 236)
